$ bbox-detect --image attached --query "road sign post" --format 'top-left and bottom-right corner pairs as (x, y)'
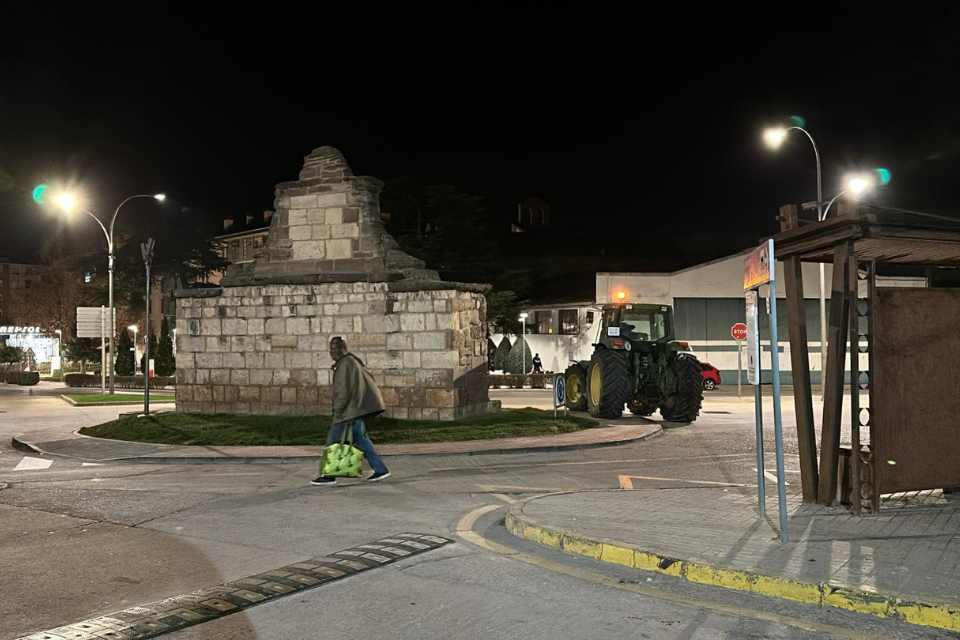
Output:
(744, 239), (788, 543)
(731, 322), (747, 398)
(553, 373), (566, 421)
(78, 306), (112, 392)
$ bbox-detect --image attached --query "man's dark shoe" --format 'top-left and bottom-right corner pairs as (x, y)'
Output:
(310, 476), (337, 486)
(367, 471), (391, 482)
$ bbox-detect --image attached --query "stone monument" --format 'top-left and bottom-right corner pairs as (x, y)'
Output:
(174, 147), (494, 420)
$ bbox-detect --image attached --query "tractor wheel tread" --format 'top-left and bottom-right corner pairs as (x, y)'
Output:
(564, 364), (588, 412)
(660, 355), (704, 423)
(587, 349), (631, 419)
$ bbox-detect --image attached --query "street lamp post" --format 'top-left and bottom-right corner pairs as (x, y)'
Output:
(518, 312), (529, 375)
(141, 238), (156, 416)
(764, 126), (827, 394)
(50, 192), (165, 393)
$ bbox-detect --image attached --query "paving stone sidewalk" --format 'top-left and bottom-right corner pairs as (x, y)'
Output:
(508, 487), (960, 631)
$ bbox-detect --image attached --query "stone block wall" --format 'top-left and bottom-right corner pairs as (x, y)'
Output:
(175, 282), (490, 420)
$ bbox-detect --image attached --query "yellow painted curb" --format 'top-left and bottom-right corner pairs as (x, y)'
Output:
(505, 510), (960, 633)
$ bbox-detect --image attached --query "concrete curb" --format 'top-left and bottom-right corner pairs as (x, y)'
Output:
(504, 501), (960, 634)
(57, 394), (177, 407)
(10, 425), (663, 465)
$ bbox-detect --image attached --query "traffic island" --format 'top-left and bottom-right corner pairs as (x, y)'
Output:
(506, 488), (960, 633)
(77, 408), (597, 446)
(12, 412), (661, 463)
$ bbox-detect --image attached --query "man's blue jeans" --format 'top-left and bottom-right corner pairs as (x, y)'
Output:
(326, 417), (388, 475)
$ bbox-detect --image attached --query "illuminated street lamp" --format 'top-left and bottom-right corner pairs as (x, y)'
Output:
(128, 324), (138, 374)
(519, 312), (529, 376)
(43, 190), (166, 393)
(821, 173), (876, 219)
(763, 123), (827, 392)
(54, 329), (62, 373)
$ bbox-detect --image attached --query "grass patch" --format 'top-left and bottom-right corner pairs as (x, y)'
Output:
(78, 408), (598, 446)
(66, 393), (176, 406)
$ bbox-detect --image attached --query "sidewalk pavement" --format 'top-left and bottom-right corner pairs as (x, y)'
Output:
(12, 421), (662, 464)
(506, 487), (960, 633)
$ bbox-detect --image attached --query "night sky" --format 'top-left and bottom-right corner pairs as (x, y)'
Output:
(3, 5), (959, 269)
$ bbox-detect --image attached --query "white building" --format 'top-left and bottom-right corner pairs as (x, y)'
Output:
(492, 250), (926, 383)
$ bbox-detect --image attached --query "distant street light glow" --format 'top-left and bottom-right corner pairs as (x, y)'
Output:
(846, 174), (874, 197)
(55, 192), (78, 213)
(763, 127), (788, 150)
(154, 193), (166, 202)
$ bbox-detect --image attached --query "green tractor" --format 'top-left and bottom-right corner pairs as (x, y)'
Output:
(563, 303), (703, 422)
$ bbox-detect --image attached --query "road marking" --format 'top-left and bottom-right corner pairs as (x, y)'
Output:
(618, 474), (750, 489)
(755, 468), (791, 486)
(13, 456), (53, 471)
(13, 533), (452, 640)
(431, 453), (756, 473)
(455, 505), (870, 640)
(476, 484), (564, 493)
(81, 462), (103, 467)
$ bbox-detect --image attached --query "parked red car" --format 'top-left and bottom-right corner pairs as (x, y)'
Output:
(700, 362), (721, 390)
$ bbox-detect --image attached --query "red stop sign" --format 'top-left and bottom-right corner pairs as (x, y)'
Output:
(731, 322), (748, 341)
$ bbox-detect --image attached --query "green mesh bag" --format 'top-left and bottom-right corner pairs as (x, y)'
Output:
(320, 424), (365, 477)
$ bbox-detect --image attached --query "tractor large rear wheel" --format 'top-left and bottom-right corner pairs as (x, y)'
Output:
(586, 349), (631, 419)
(564, 363), (587, 412)
(659, 355), (704, 423)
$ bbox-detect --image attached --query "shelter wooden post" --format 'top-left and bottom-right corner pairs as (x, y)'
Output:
(779, 205), (819, 502)
(818, 241), (852, 504)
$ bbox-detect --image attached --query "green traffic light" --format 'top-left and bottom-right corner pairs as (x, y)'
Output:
(32, 184), (48, 204)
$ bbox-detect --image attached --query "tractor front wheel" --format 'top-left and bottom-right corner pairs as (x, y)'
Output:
(659, 355), (704, 423)
(586, 349), (631, 419)
(564, 363), (588, 412)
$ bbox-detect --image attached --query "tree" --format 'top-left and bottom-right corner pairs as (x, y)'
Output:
(487, 338), (497, 371)
(115, 328), (135, 376)
(65, 338), (102, 374)
(3, 259), (87, 337)
(381, 181), (500, 283)
(505, 336), (533, 375)
(155, 317), (176, 376)
(0, 344), (24, 376)
(486, 289), (523, 336)
(493, 336), (512, 372)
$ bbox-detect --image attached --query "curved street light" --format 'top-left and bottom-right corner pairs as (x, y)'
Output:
(47, 191), (166, 393)
(763, 124), (827, 394)
(821, 174), (876, 220)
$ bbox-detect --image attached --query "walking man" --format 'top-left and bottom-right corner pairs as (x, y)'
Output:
(311, 337), (391, 486)
(532, 353), (543, 374)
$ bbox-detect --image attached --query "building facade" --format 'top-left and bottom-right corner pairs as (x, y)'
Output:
(491, 250), (927, 383)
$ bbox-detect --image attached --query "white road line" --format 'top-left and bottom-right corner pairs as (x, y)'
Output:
(619, 474), (749, 489)
(81, 462), (103, 467)
(13, 456), (53, 471)
(755, 468), (790, 486)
